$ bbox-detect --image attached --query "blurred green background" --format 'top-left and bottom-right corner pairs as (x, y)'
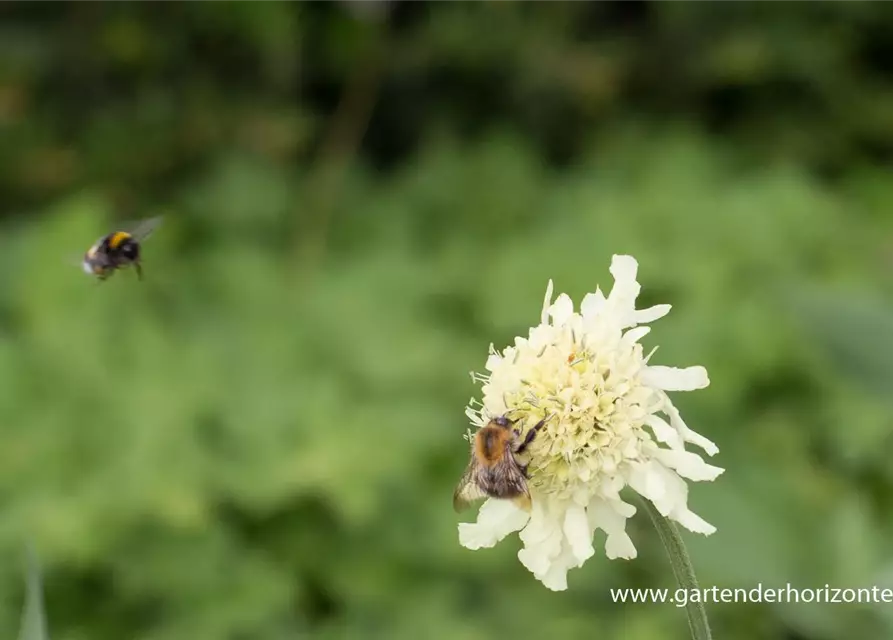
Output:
(2, 3), (893, 639)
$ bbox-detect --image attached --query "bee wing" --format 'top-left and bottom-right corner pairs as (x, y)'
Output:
(493, 455), (533, 513)
(122, 215), (163, 242)
(452, 457), (487, 512)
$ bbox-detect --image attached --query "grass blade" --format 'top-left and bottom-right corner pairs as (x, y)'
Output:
(17, 544), (50, 640)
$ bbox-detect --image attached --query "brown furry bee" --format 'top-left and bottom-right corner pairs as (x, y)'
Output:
(453, 414), (549, 513)
(81, 216), (162, 281)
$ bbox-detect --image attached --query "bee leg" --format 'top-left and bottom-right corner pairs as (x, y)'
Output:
(514, 415), (550, 454)
(134, 262), (143, 280)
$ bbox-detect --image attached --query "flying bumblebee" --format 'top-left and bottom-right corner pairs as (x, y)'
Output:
(81, 216), (162, 281)
(453, 414), (550, 513)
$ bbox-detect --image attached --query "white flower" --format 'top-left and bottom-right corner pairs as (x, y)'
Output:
(458, 254), (723, 591)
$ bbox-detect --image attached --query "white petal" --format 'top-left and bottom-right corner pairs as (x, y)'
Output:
(632, 304), (672, 325)
(533, 546), (579, 591)
(518, 500), (563, 575)
(606, 533), (638, 560)
(645, 415), (684, 450)
(485, 352), (503, 371)
(548, 293), (574, 326)
(652, 468), (686, 517)
(672, 509), (717, 535)
(622, 326), (651, 346)
(517, 499), (552, 544)
(627, 461), (670, 514)
(563, 505), (595, 565)
(641, 365), (710, 391)
(518, 500), (593, 592)
(598, 474), (627, 501)
(607, 496), (637, 519)
(607, 255), (642, 309)
(541, 279), (554, 324)
(517, 546), (551, 579)
(634, 462), (716, 535)
(635, 463), (717, 534)
(580, 288), (606, 320)
(527, 324), (555, 351)
(588, 498), (638, 560)
(662, 396), (719, 456)
(609, 255), (640, 294)
(653, 449), (724, 481)
(458, 499), (530, 550)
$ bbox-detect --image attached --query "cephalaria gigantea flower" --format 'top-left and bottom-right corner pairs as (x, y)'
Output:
(459, 255), (722, 590)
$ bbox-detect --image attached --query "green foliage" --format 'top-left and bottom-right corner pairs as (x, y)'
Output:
(0, 131), (889, 640)
(793, 290), (893, 400)
(5, 3), (893, 209)
(1, 3), (892, 640)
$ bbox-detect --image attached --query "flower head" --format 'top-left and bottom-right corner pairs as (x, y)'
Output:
(459, 255), (722, 590)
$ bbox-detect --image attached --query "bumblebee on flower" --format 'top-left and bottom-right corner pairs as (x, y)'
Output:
(454, 254), (723, 591)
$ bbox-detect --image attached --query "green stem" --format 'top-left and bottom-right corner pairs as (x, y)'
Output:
(640, 497), (712, 640)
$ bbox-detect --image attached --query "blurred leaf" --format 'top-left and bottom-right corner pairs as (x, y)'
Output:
(1, 128), (889, 639)
(792, 289), (893, 399)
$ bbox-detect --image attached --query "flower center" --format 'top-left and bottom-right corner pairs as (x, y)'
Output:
(482, 338), (651, 502)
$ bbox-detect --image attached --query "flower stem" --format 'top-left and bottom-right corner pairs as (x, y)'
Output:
(640, 497), (712, 640)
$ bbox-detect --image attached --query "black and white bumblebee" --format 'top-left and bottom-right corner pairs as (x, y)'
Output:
(81, 217), (162, 281)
